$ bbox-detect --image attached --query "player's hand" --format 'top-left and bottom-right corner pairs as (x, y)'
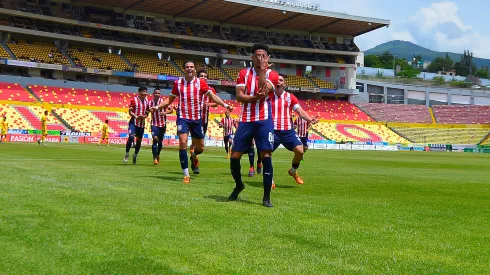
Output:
(136, 115), (145, 120)
(150, 106), (158, 112)
(255, 87), (267, 100)
(259, 54), (273, 72)
(226, 105), (234, 112)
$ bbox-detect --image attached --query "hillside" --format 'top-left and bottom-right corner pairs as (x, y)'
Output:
(365, 40), (490, 68)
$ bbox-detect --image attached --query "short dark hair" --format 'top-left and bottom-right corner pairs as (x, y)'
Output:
(44, 110), (49, 114)
(3, 116), (6, 119)
(183, 60), (195, 68)
(154, 87), (161, 92)
(105, 119), (109, 123)
(197, 69), (208, 77)
(251, 43), (269, 55)
(138, 86), (147, 92)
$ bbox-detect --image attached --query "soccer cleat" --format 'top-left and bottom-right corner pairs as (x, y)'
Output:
(153, 158), (159, 165)
(97, 143), (100, 147)
(190, 154), (200, 174)
(225, 154), (230, 159)
(183, 176), (191, 184)
(132, 154), (137, 165)
(228, 184), (245, 201)
(37, 139), (41, 145)
(288, 169), (304, 185)
(248, 167), (255, 177)
(262, 198), (273, 208)
(157, 155), (160, 163)
(257, 163), (262, 174)
(123, 157), (128, 164)
(272, 181), (276, 189)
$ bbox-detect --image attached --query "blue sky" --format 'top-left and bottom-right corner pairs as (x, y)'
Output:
(311, 0), (490, 58)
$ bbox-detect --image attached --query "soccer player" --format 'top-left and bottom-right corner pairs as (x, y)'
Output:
(98, 119), (110, 147)
(37, 110), (49, 146)
(271, 75), (318, 185)
(189, 69), (218, 159)
(219, 110), (234, 158)
(0, 116), (8, 143)
(148, 87), (173, 165)
(152, 60), (233, 183)
(123, 87), (149, 165)
(228, 43), (278, 207)
(246, 140), (262, 177)
(294, 115), (314, 158)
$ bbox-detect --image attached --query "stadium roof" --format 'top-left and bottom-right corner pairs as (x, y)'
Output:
(82, 0), (390, 36)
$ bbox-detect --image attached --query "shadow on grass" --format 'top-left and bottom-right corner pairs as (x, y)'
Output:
(204, 195), (261, 206)
(245, 181), (296, 189)
(145, 175), (183, 181)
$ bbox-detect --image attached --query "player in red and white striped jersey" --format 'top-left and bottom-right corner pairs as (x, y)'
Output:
(124, 86), (149, 165)
(229, 43), (279, 208)
(270, 75), (318, 186)
(152, 60), (233, 183)
(189, 69), (218, 158)
(219, 110), (235, 158)
(149, 88), (174, 165)
(294, 116), (312, 154)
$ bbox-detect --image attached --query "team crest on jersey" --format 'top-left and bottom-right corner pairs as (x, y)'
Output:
(285, 97), (291, 103)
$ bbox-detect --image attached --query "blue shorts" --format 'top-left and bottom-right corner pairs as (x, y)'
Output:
(300, 136), (308, 147)
(273, 129), (303, 152)
(151, 125), (166, 140)
(177, 118), (204, 139)
(224, 134), (232, 144)
(233, 119), (274, 153)
(128, 121), (145, 138)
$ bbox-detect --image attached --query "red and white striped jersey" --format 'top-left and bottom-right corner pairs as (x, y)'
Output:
(236, 67), (279, 122)
(294, 117), (310, 137)
(201, 86), (216, 123)
(171, 77), (210, 120)
(129, 96), (149, 127)
(220, 116), (235, 136)
(270, 91), (300, 130)
(149, 97), (167, 127)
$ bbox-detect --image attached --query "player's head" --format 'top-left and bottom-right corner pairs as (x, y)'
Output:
(105, 119), (109, 124)
(153, 87), (161, 99)
(183, 60), (196, 78)
(251, 43), (269, 68)
(225, 109), (230, 117)
(277, 74), (285, 91)
(2, 116), (5, 121)
(197, 69), (208, 80)
(138, 86), (147, 98)
(44, 110), (48, 115)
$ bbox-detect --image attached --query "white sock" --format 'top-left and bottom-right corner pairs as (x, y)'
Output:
(183, 168), (190, 177)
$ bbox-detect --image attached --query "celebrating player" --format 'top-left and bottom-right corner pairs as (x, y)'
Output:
(189, 69), (218, 160)
(270, 75), (318, 185)
(98, 119), (110, 147)
(152, 60), (233, 183)
(148, 87), (173, 165)
(0, 116), (8, 143)
(37, 110), (48, 146)
(294, 115), (314, 159)
(228, 43), (278, 207)
(219, 110), (235, 158)
(123, 87), (149, 165)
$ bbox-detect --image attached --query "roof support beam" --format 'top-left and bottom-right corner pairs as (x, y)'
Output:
(311, 18), (342, 33)
(221, 6), (256, 23)
(174, 0), (208, 18)
(267, 13), (302, 29)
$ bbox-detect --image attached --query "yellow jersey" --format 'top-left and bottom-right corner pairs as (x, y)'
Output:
(1, 121), (7, 134)
(41, 115), (47, 130)
(102, 123), (109, 135)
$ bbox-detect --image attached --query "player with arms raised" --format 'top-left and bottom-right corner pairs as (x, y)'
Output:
(152, 61), (233, 183)
(228, 43), (278, 207)
(149, 87), (173, 165)
(271, 75), (317, 186)
(123, 87), (149, 164)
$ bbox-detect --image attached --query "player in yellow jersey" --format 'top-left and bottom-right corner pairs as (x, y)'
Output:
(0, 116), (8, 143)
(37, 110), (48, 146)
(98, 119), (110, 147)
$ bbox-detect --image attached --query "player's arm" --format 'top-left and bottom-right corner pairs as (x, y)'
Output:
(293, 106), (318, 124)
(258, 55), (275, 92)
(164, 107), (174, 115)
(236, 86), (265, 103)
(206, 91), (233, 111)
(219, 118), (224, 128)
(155, 95), (176, 110)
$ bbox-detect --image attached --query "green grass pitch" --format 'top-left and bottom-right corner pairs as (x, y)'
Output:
(0, 143), (489, 274)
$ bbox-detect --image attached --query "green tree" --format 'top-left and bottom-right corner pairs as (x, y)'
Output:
(427, 54), (454, 73)
(476, 68), (489, 79)
(397, 66), (420, 78)
(364, 55), (382, 68)
(455, 50), (477, 77)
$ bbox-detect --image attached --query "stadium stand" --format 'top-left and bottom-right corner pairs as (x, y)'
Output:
(0, 45), (11, 59)
(6, 40), (70, 65)
(357, 103), (432, 123)
(174, 59), (229, 80)
(67, 46), (132, 71)
(223, 68), (241, 80)
(314, 122), (408, 143)
(0, 104), (33, 129)
(54, 108), (105, 133)
(392, 126), (489, 144)
(300, 99), (372, 121)
(309, 77), (335, 89)
(285, 75), (316, 88)
(432, 105), (490, 124)
(125, 52), (182, 76)
(0, 83), (36, 102)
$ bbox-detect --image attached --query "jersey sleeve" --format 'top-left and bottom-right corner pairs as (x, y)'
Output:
(208, 87), (217, 102)
(129, 99), (135, 109)
(170, 80), (179, 97)
(200, 79), (210, 95)
(236, 69), (247, 87)
(291, 94), (301, 111)
(267, 70), (279, 91)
